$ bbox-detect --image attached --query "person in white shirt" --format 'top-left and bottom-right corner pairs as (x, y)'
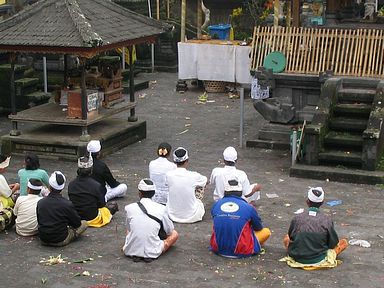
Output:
(13, 178), (42, 236)
(123, 179), (178, 262)
(149, 142), (177, 205)
(166, 147), (207, 223)
(210, 146), (261, 205)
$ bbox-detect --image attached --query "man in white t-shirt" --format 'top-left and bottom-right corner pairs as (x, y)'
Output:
(123, 179), (178, 262)
(210, 146), (261, 204)
(166, 147), (207, 223)
(14, 179), (42, 236)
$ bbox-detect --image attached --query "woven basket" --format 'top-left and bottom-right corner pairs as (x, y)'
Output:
(203, 80), (228, 93)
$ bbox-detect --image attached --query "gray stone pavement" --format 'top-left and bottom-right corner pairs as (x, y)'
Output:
(0, 72), (383, 288)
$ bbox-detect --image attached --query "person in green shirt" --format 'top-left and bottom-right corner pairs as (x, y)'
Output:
(18, 153), (49, 196)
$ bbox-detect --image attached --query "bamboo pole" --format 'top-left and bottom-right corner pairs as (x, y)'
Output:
(374, 30), (383, 77)
(362, 29), (371, 77)
(367, 30), (376, 77)
(343, 29), (351, 75)
(251, 26), (258, 70)
(331, 29), (337, 72)
(322, 29), (329, 73)
(156, 0), (160, 20)
(371, 29), (379, 77)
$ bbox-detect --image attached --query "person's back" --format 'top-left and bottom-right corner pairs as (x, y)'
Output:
(68, 157), (106, 221)
(288, 208), (338, 263)
(123, 179), (178, 261)
(210, 147), (260, 203)
(210, 179), (270, 258)
(283, 187), (348, 268)
(149, 142), (176, 205)
(18, 153), (49, 196)
(68, 176), (104, 220)
(14, 179), (42, 236)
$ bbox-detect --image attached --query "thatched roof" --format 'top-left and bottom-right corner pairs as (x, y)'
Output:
(0, 0), (171, 57)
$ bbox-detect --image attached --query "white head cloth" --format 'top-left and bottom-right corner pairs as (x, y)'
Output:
(87, 140), (101, 153)
(49, 171), (66, 190)
(308, 187), (325, 203)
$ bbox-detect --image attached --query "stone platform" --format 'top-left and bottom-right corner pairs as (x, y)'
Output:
(290, 163), (384, 185)
(1, 118), (146, 160)
(246, 123), (292, 150)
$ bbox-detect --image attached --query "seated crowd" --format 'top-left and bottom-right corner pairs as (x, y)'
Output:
(0, 141), (347, 268)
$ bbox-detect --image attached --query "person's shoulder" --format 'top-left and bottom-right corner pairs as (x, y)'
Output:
(211, 166), (224, 174)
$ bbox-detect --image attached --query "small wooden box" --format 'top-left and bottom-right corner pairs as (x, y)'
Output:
(67, 89), (99, 119)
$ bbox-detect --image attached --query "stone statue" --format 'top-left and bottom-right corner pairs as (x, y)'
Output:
(364, 0), (376, 20)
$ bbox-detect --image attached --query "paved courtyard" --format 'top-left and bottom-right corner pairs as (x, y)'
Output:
(0, 72), (383, 287)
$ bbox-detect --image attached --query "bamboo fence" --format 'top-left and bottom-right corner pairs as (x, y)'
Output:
(251, 26), (384, 78)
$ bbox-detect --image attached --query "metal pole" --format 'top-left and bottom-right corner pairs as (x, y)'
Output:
(128, 46), (138, 122)
(122, 47), (126, 70)
(147, 0), (155, 73)
(43, 56), (48, 94)
(239, 87), (244, 148)
(291, 129), (297, 166)
(181, 0), (186, 42)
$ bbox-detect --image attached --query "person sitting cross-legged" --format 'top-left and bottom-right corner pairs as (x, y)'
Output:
(210, 178), (271, 258)
(210, 147), (261, 205)
(0, 155), (19, 232)
(13, 178), (43, 236)
(281, 187), (348, 270)
(68, 156), (117, 228)
(87, 140), (127, 202)
(36, 171), (87, 246)
(123, 179), (178, 262)
(166, 147), (207, 223)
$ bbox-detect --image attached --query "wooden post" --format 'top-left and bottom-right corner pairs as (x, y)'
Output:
(274, 0), (280, 27)
(128, 46), (138, 122)
(80, 60), (87, 121)
(167, 0), (170, 19)
(63, 54), (68, 87)
(9, 53), (20, 136)
(181, 0), (186, 42)
(80, 58), (90, 141)
(156, 0), (160, 20)
(197, 0), (202, 39)
(292, 0), (300, 27)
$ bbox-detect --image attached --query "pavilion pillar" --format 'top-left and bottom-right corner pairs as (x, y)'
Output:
(9, 53), (20, 136)
(79, 58), (90, 141)
(63, 54), (69, 87)
(128, 45), (138, 122)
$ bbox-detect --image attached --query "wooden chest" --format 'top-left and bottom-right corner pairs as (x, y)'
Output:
(67, 89), (99, 119)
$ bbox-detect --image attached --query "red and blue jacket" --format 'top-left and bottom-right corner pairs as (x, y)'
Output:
(210, 195), (264, 258)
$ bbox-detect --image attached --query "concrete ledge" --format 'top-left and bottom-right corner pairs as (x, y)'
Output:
(1, 118), (146, 161)
(246, 139), (290, 150)
(290, 163), (384, 185)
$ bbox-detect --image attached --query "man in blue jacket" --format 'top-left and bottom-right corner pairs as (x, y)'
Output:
(210, 178), (271, 258)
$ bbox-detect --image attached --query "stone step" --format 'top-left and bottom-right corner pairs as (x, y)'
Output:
(122, 80), (149, 93)
(333, 103), (371, 117)
(329, 117), (368, 132)
(337, 88), (375, 104)
(324, 131), (363, 148)
(318, 150), (362, 167)
(15, 77), (39, 88)
(290, 164), (384, 185)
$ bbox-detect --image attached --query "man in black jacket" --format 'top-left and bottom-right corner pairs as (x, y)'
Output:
(37, 171), (87, 246)
(68, 156), (117, 228)
(87, 140), (127, 202)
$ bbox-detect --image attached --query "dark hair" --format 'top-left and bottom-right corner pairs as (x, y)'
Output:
(27, 178), (43, 195)
(174, 148), (188, 166)
(139, 179), (156, 198)
(157, 142), (172, 157)
(77, 167), (92, 177)
(25, 153), (40, 170)
(224, 160), (236, 166)
(0, 154), (7, 163)
(307, 199), (323, 208)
